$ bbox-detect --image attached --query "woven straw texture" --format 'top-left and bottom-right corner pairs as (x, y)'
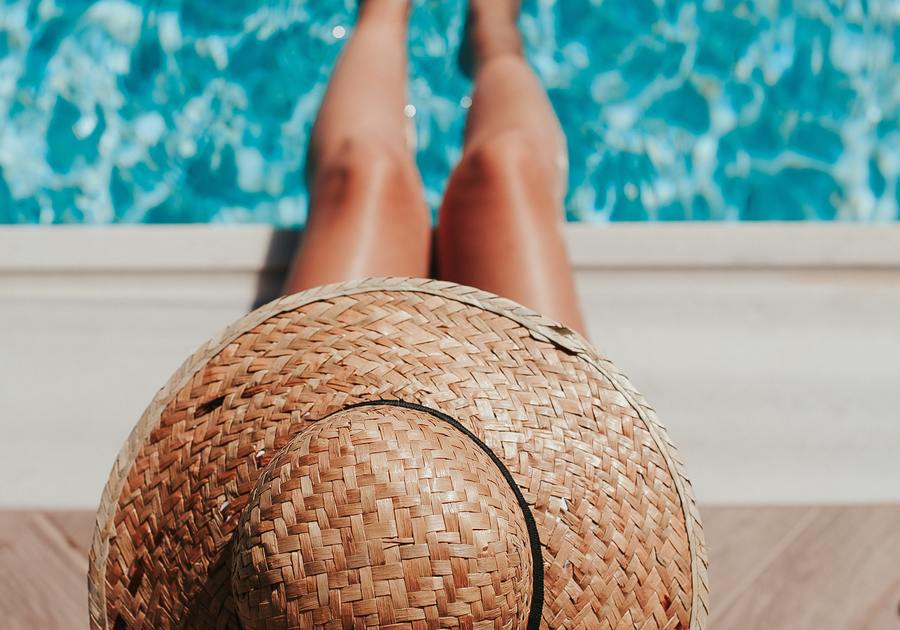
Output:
(88, 277), (709, 629)
(231, 404), (533, 629)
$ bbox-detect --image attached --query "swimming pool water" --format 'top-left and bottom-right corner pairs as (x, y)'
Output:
(0, 0), (897, 224)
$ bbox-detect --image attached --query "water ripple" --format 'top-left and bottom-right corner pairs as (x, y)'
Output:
(0, 0), (897, 224)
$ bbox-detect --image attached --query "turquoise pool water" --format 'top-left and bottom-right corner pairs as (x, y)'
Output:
(0, 0), (897, 224)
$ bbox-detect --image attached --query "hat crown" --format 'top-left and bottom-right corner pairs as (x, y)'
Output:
(231, 403), (534, 628)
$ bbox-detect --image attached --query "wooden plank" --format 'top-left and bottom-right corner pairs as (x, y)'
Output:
(1, 507), (899, 629)
(702, 505), (816, 613)
(712, 506), (900, 629)
(0, 511), (89, 629)
(42, 510), (97, 560)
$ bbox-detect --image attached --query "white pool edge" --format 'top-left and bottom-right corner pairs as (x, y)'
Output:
(2, 223), (899, 507)
(2, 223), (900, 271)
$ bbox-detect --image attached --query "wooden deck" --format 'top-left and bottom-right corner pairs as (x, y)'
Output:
(2, 506), (898, 629)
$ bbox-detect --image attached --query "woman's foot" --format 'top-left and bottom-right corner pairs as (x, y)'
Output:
(458, 0), (523, 78)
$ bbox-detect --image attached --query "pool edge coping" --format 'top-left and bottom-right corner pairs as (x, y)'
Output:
(1, 223), (900, 270)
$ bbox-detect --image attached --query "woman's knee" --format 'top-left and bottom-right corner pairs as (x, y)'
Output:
(443, 130), (558, 223)
(455, 130), (551, 186)
(312, 136), (422, 214)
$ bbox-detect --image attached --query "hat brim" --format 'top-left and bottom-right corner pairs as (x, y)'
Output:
(88, 277), (708, 629)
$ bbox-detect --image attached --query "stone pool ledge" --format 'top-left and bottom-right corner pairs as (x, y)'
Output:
(1, 223), (899, 507)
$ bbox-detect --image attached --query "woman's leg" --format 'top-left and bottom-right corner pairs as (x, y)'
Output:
(437, 0), (587, 335)
(284, 0), (430, 294)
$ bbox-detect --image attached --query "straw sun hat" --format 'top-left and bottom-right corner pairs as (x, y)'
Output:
(89, 277), (709, 629)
